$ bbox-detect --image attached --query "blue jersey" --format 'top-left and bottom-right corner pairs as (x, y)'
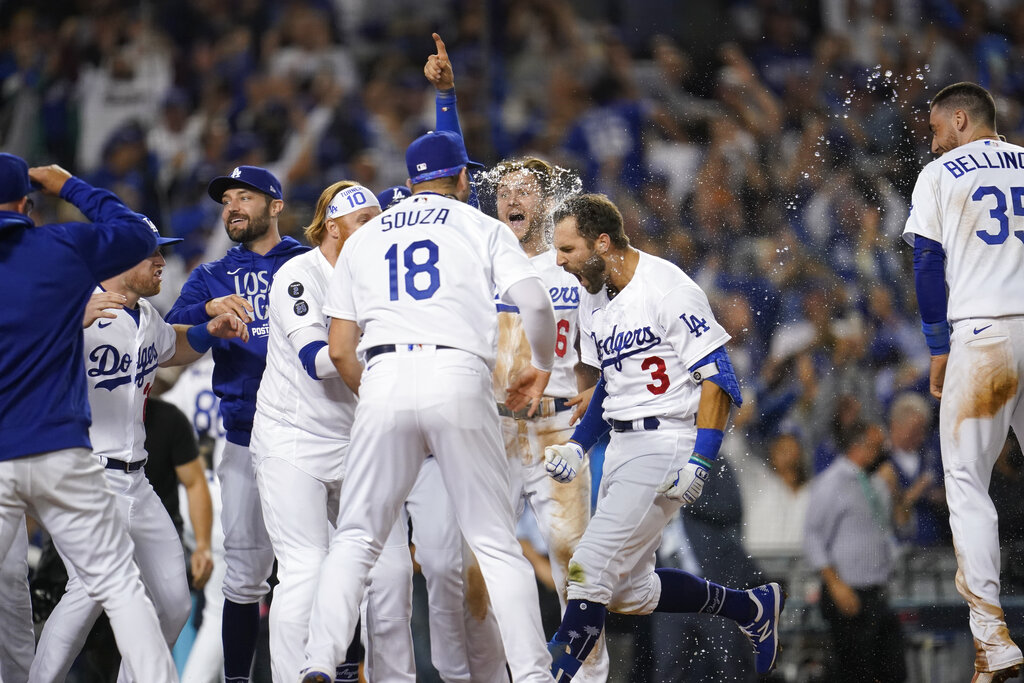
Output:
(166, 237), (308, 446)
(0, 178), (158, 461)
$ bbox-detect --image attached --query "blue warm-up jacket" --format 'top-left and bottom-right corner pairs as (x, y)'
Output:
(0, 178), (158, 461)
(165, 237), (309, 446)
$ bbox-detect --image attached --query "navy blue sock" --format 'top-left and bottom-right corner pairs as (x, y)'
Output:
(344, 620), (364, 663)
(222, 599), (260, 682)
(654, 568), (755, 623)
(550, 599), (607, 681)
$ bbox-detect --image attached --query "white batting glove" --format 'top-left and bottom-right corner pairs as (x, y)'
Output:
(544, 442), (585, 483)
(657, 461), (710, 505)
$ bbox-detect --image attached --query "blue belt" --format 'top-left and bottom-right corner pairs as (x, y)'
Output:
(610, 417), (661, 432)
(364, 344), (454, 362)
(104, 458), (147, 473)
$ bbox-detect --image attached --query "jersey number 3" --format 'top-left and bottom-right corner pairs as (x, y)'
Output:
(973, 186), (1024, 245)
(642, 356), (670, 395)
(386, 239), (440, 300)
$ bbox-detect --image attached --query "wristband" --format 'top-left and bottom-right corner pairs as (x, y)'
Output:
(692, 427), (724, 463)
(186, 323), (215, 353)
(921, 320), (951, 356)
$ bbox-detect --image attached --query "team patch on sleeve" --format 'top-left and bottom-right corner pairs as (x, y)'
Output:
(294, 300), (309, 316)
(288, 282), (304, 298)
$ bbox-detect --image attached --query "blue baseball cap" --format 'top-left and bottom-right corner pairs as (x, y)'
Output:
(0, 153), (33, 204)
(376, 185), (412, 209)
(134, 213), (183, 246)
(207, 165), (283, 202)
(405, 130), (483, 185)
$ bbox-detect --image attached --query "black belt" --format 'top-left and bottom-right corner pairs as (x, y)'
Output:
(364, 344), (455, 362)
(497, 397), (571, 420)
(610, 417), (661, 432)
(104, 458), (147, 473)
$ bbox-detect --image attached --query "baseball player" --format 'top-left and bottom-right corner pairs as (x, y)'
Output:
(0, 155), (176, 681)
(903, 81), (1024, 683)
(424, 35), (607, 680)
(30, 233), (248, 683)
(299, 129), (557, 683)
(543, 194), (784, 680)
(0, 525), (33, 683)
(166, 165), (308, 683)
(250, 180), (423, 682)
(376, 181), (477, 683)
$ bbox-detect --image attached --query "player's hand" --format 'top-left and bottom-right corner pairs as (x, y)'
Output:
(567, 385), (596, 426)
(505, 365), (551, 417)
(83, 291), (126, 328)
(544, 443), (584, 483)
(28, 164), (72, 196)
(190, 546), (214, 590)
(657, 461), (710, 505)
(424, 32), (455, 91)
(929, 353), (948, 400)
(207, 313), (249, 342)
(827, 578), (861, 617)
(205, 294), (253, 323)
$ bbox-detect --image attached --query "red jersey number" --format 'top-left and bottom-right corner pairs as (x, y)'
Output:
(642, 356), (670, 395)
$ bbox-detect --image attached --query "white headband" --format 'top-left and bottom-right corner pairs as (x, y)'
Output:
(327, 186), (380, 219)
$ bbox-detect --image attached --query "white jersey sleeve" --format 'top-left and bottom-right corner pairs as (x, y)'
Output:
(903, 162), (943, 244)
(323, 250), (356, 322)
(271, 252), (330, 342)
(150, 301), (178, 364)
(655, 282), (731, 370)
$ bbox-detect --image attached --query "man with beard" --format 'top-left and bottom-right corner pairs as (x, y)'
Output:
(543, 194), (784, 680)
(425, 34), (608, 681)
(166, 167), (308, 683)
(32, 232), (249, 682)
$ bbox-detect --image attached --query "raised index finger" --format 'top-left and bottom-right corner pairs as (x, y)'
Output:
(432, 32), (448, 60)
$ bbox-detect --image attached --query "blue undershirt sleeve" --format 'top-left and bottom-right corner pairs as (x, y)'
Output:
(569, 376), (611, 452)
(913, 234), (950, 355)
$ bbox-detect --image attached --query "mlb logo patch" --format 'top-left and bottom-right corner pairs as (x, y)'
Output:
(417, 163), (427, 171)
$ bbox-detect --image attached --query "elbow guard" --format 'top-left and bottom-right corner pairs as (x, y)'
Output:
(688, 346), (743, 407)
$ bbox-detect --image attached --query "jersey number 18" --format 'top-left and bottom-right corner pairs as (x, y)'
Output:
(386, 239), (440, 300)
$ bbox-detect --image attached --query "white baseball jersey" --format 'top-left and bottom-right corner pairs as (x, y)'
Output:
(324, 193), (540, 367)
(904, 138), (1024, 322)
(83, 290), (176, 463)
(252, 247), (355, 482)
(494, 249), (581, 400)
(579, 251), (730, 422)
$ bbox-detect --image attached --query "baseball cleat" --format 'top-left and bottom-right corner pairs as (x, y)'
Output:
(298, 667), (333, 683)
(972, 664), (1022, 682)
(738, 582), (785, 674)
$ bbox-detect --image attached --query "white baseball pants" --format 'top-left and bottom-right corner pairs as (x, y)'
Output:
(219, 440), (274, 605)
(303, 348), (552, 682)
(0, 522), (34, 683)
(406, 457), (472, 682)
(30, 467), (190, 683)
(255, 456), (417, 683)
(467, 412), (609, 682)
(0, 448), (176, 682)
(567, 428), (691, 612)
(942, 318), (1024, 673)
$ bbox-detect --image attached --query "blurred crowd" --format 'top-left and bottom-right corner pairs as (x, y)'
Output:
(6, 0), (1024, 665)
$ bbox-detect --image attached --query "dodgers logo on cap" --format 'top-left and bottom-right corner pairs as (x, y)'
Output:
(207, 165), (283, 202)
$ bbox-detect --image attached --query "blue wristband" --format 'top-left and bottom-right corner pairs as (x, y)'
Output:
(921, 320), (951, 356)
(186, 323), (215, 353)
(690, 428), (724, 468)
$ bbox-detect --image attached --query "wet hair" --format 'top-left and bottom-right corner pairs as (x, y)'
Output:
(304, 179), (358, 246)
(931, 82), (997, 130)
(552, 193), (629, 249)
(492, 157), (557, 199)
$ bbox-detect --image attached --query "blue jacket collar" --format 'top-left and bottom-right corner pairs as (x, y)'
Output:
(0, 210), (33, 233)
